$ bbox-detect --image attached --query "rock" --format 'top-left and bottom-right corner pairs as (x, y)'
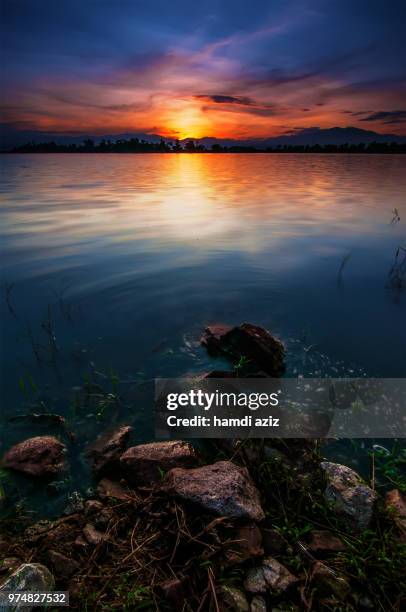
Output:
(311, 562), (350, 601)
(201, 323), (285, 376)
(121, 441), (199, 485)
(385, 489), (406, 541)
(2, 436), (67, 477)
(48, 550), (80, 578)
(219, 586), (249, 611)
(307, 530), (346, 553)
(158, 578), (188, 608)
(163, 461), (265, 521)
(83, 524), (105, 546)
(224, 524), (263, 565)
(261, 528), (286, 555)
(250, 596), (267, 612)
(85, 499), (104, 514)
(320, 462), (376, 530)
(244, 558), (298, 595)
(85, 425), (132, 477)
(0, 563), (54, 610)
(97, 478), (131, 501)
(201, 323), (233, 352)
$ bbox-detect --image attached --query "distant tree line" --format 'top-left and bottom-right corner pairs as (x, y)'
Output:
(8, 138), (406, 154)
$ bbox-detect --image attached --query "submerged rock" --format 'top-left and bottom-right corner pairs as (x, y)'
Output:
(320, 461), (376, 530)
(120, 440), (199, 485)
(385, 489), (406, 541)
(2, 436), (67, 477)
(0, 563), (54, 611)
(85, 425), (132, 477)
(244, 557), (298, 595)
(163, 461), (264, 521)
(201, 323), (285, 376)
(219, 586), (249, 611)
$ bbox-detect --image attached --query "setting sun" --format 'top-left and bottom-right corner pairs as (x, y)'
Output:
(162, 101), (212, 140)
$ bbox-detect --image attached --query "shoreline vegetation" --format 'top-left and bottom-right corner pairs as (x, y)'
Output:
(1, 323), (405, 611)
(3, 138), (406, 154)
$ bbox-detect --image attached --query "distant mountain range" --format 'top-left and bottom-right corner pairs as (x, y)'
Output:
(1, 124), (405, 151)
(192, 127), (406, 148)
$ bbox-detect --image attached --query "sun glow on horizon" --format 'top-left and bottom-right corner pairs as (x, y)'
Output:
(161, 101), (213, 140)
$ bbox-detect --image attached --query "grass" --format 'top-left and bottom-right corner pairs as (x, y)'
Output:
(242, 439), (406, 611)
(370, 442), (406, 493)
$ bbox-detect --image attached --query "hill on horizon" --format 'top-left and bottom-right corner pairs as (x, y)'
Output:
(1, 125), (405, 151)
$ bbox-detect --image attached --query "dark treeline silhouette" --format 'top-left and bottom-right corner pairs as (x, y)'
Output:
(8, 138), (406, 154)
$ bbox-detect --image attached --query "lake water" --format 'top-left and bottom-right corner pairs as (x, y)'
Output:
(0, 153), (405, 514)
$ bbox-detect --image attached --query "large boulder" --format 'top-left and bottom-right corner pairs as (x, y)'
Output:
(85, 425), (132, 477)
(163, 461), (264, 521)
(244, 557), (298, 595)
(2, 436), (67, 477)
(201, 323), (285, 376)
(120, 441), (199, 485)
(0, 563), (54, 611)
(321, 462), (376, 530)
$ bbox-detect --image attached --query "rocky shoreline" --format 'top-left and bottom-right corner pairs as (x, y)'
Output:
(1, 433), (405, 611)
(1, 323), (405, 610)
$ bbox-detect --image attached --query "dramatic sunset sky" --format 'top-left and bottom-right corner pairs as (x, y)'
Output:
(1, 0), (405, 141)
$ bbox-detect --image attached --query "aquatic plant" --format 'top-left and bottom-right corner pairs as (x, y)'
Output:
(387, 245), (406, 291)
(2, 281), (17, 318)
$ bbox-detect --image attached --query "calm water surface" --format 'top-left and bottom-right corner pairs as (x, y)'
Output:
(1, 153), (405, 514)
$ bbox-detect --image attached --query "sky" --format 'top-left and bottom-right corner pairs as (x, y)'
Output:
(1, 0), (405, 141)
